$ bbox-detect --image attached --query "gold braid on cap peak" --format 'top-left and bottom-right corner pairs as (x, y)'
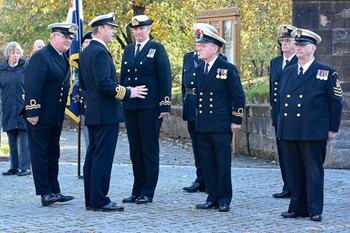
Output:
(69, 26), (77, 34)
(115, 85), (127, 100)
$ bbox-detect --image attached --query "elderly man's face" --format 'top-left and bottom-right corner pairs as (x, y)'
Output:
(33, 40), (45, 52)
(295, 43), (316, 61)
(197, 42), (218, 63)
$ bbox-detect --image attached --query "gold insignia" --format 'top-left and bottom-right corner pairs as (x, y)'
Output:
(232, 108), (244, 117)
(283, 26), (288, 33)
(200, 30), (204, 39)
(334, 79), (343, 97)
(132, 18), (139, 26)
(69, 26), (77, 34)
(296, 29), (302, 38)
(159, 96), (171, 106)
(25, 99), (41, 110)
(115, 85), (126, 100)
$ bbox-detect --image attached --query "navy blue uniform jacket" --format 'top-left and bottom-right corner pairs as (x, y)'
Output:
(79, 40), (131, 125)
(182, 51), (200, 121)
(277, 59), (343, 141)
(24, 43), (70, 127)
(195, 56), (245, 132)
(120, 40), (172, 112)
(269, 55), (297, 127)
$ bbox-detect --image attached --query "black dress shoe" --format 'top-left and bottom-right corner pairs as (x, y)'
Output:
(196, 202), (218, 209)
(91, 202), (124, 212)
(2, 168), (19, 176)
(281, 212), (309, 218)
(41, 193), (60, 206)
(183, 182), (206, 193)
(55, 193), (74, 202)
(17, 169), (31, 176)
(272, 191), (291, 198)
(218, 203), (230, 212)
(122, 195), (139, 203)
(310, 214), (322, 222)
(135, 196), (153, 204)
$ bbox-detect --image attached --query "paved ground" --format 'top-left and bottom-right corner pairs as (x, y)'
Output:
(0, 129), (349, 233)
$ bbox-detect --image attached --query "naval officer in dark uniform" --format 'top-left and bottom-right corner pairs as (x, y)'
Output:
(79, 13), (147, 212)
(278, 28), (343, 222)
(120, 15), (172, 205)
(24, 23), (78, 206)
(194, 25), (245, 212)
(181, 23), (219, 193)
(269, 25), (297, 199)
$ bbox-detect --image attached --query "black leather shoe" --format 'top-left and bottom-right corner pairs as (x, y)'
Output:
(91, 202), (124, 212)
(310, 214), (322, 222)
(41, 193), (60, 206)
(55, 193), (74, 202)
(218, 203), (230, 212)
(281, 212), (309, 218)
(196, 202), (218, 209)
(122, 195), (139, 203)
(2, 168), (19, 176)
(272, 191), (291, 198)
(183, 182), (206, 193)
(17, 169), (31, 176)
(135, 196), (152, 204)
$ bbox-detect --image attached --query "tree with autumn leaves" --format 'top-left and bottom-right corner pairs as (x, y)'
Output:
(0, 0), (291, 103)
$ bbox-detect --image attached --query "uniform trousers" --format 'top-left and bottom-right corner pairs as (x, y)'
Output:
(274, 127), (289, 192)
(198, 132), (233, 205)
(7, 129), (31, 171)
(83, 124), (119, 208)
(123, 108), (161, 198)
(187, 121), (204, 185)
(280, 139), (327, 215)
(26, 122), (62, 195)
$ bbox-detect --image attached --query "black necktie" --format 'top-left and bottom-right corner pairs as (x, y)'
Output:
(284, 60), (289, 70)
(298, 67), (303, 78)
(204, 63), (209, 76)
(135, 44), (141, 57)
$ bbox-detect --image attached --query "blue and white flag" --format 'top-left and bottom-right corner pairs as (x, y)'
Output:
(65, 0), (83, 122)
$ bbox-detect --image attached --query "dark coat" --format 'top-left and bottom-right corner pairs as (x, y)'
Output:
(277, 59), (343, 141)
(182, 51), (200, 121)
(120, 40), (172, 112)
(269, 55), (298, 126)
(79, 40), (130, 125)
(23, 43), (70, 127)
(195, 56), (245, 132)
(0, 58), (27, 131)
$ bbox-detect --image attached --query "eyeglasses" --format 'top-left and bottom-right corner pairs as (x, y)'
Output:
(278, 38), (293, 44)
(56, 33), (74, 41)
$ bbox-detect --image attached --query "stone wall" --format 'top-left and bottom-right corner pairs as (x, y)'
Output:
(292, 0), (350, 168)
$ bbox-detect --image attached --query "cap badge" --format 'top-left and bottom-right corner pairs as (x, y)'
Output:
(69, 26), (77, 34)
(283, 26), (288, 33)
(200, 30), (204, 39)
(132, 18), (139, 26)
(296, 29), (302, 38)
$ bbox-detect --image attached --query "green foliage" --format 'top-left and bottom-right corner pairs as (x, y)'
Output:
(0, 143), (10, 155)
(0, 0), (291, 104)
(242, 76), (269, 104)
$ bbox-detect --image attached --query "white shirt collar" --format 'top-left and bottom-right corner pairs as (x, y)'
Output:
(298, 58), (315, 74)
(92, 38), (107, 48)
(205, 55), (219, 73)
(136, 38), (150, 51)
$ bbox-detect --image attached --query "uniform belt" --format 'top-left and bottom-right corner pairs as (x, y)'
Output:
(186, 88), (196, 95)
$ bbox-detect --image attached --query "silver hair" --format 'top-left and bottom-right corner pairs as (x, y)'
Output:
(4, 41), (24, 58)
